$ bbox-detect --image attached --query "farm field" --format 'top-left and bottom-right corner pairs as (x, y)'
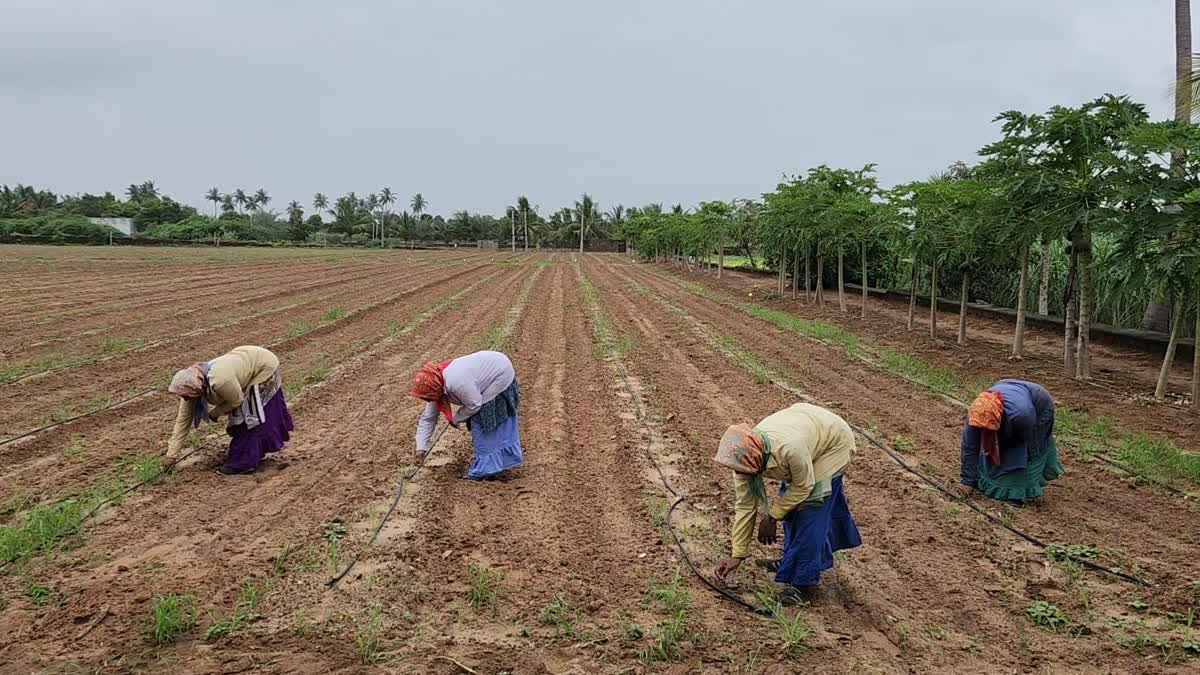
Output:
(1, 245), (1199, 674)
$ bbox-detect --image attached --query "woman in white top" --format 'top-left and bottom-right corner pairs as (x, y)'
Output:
(411, 350), (524, 480)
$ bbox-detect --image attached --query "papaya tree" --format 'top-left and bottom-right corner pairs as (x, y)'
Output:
(983, 96), (1148, 378)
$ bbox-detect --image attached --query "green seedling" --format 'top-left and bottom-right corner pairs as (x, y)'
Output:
(1026, 601), (1070, 632)
(355, 605), (388, 664)
(25, 584), (52, 606)
(467, 563), (500, 613)
(148, 594), (199, 643)
(540, 595), (582, 638)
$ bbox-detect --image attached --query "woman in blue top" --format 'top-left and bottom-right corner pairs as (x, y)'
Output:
(960, 379), (1065, 502)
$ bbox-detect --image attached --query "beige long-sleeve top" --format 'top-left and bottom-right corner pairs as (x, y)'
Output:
(167, 346), (279, 455)
(730, 403), (855, 558)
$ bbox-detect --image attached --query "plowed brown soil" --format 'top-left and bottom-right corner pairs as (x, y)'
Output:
(1, 248), (1197, 674)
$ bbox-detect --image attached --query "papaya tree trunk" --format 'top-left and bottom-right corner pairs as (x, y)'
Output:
(1038, 238), (1051, 315)
(837, 248), (847, 312)
(929, 261), (938, 339)
(1013, 242), (1030, 357)
(1075, 231), (1092, 379)
(860, 241), (868, 318)
(907, 259), (917, 331)
(778, 245), (786, 295)
(792, 246), (799, 299)
(957, 273), (970, 345)
(804, 245), (811, 303)
(1064, 244), (1078, 376)
(1193, 300), (1200, 409)
(816, 253), (825, 307)
(1156, 298), (1183, 400)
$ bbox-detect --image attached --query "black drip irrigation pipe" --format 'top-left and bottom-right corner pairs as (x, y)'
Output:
(0, 444), (204, 571)
(606, 354), (765, 615)
(851, 426), (1151, 587)
(326, 422), (449, 589)
(0, 387), (159, 448)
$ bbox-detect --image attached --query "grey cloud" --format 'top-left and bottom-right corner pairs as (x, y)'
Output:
(0, 0), (1184, 214)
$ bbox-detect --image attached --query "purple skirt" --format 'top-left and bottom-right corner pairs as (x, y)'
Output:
(224, 390), (294, 472)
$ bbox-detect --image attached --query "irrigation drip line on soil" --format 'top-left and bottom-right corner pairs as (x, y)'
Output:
(0, 444), (203, 571)
(763, 378), (1153, 588)
(326, 422), (449, 589)
(0, 386), (159, 448)
(630, 265), (1154, 587)
(606, 354), (763, 614)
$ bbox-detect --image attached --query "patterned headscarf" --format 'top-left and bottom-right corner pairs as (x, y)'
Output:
(168, 363), (207, 400)
(968, 390), (1004, 465)
(714, 424), (773, 508)
(968, 391), (1004, 431)
(168, 363), (209, 429)
(412, 361), (453, 423)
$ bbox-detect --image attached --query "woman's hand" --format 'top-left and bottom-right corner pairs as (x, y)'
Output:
(715, 557), (744, 581)
(756, 515), (778, 545)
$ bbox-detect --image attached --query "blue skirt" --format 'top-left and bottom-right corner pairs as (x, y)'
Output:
(224, 390), (293, 472)
(465, 380), (524, 480)
(775, 475), (862, 587)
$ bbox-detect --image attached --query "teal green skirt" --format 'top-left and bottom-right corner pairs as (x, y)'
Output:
(977, 439), (1066, 502)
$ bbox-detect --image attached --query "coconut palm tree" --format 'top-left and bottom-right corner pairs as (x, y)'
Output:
(233, 189), (249, 216)
(411, 193), (427, 220)
(379, 187), (395, 242)
(286, 200), (304, 223)
(575, 193), (598, 252)
(313, 192), (329, 217)
(517, 195), (535, 252)
(253, 189), (270, 211)
(205, 188), (222, 217)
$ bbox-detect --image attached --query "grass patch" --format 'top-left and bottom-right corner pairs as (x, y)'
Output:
(286, 320), (314, 338)
(877, 349), (986, 400)
(204, 580), (268, 641)
(355, 605), (388, 664)
(99, 337), (144, 354)
(321, 307), (345, 323)
(0, 451), (164, 567)
(893, 434), (914, 452)
(541, 595), (583, 639)
(476, 327), (505, 352)
(1115, 433), (1200, 487)
(62, 438), (84, 459)
(1026, 601), (1070, 632)
(25, 583), (53, 606)
(270, 543), (296, 577)
(639, 610), (688, 663)
(148, 594), (199, 643)
(467, 563), (500, 613)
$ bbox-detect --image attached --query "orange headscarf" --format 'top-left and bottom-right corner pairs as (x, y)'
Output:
(714, 424), (765, 474)
(968, 390), (1004, 465)
(412, 361), (454, 423)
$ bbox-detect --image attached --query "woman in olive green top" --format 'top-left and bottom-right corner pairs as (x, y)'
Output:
(166, 345), (293, 475)
(713, 403), (861, 604)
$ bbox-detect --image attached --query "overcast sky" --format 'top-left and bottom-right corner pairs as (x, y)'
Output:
(0, 1), (1186, 216)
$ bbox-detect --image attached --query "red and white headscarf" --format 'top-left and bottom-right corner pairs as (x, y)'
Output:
(412, 360), (454, 423)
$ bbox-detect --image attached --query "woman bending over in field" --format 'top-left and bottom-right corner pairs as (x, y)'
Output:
(166, 345), (294, 475)
(959, 379), (1064, 502)
(713, 403), (862, 605)
(412, 350), (524, 481)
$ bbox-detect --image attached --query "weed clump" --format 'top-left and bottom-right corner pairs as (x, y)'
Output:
(149, 594), (199, 643)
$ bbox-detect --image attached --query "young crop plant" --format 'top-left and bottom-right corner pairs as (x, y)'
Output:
(148, 594), (199, 643)
(467, 563), (500, 613)
(541, 595), (583, 639)
(1026, 601), (1070, 632)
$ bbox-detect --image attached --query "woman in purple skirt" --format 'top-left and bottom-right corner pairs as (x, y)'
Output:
(166, 345), (294, 475)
